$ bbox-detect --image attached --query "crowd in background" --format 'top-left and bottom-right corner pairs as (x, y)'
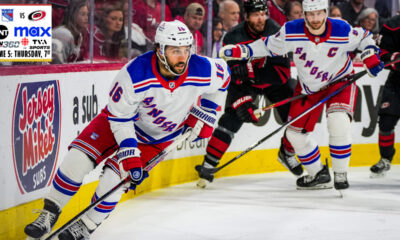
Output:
(3, 0), (400, 65)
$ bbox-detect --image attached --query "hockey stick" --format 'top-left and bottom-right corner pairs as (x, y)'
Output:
(253, 69), (369, 117)
(44, 130), (192, 240)
(204, 60), (400, 175)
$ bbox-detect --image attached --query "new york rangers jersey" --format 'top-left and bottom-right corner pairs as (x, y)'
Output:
(107, 51), (230, 145)
(248, 18), (377, 94)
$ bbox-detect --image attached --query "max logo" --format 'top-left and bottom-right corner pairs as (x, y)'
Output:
(12, 81), (61, 194)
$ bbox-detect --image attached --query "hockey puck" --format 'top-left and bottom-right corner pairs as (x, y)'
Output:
(196, 178), (207, 188)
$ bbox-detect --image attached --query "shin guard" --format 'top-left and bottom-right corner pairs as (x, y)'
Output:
(327, 112), (352, 173)
(378, 130), (395, 161)
(204, 126), (234, 166)
(85, 167), (124, 225)
(47, 149), (94, 208)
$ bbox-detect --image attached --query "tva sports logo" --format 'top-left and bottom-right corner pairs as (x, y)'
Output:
(12, 81), (61, 194)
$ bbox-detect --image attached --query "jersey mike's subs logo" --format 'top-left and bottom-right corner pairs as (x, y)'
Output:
(12, 80), (61, 194)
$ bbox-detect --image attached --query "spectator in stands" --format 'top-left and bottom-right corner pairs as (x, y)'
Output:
(213, 0), (245, 23)
(329, 5), (343, 19)
(92, 3), (126, 61)
(357, 8), (380, 39)
(218, 0), (240, 32)
(121, 0), (152, 58)
(338, 0), (367, 27)
(212, 18), (224, 58)
(49, 0), (69, 28)
(52, 0), (89, 64)
(285, 1), (302, 22)
(132, 0), (173, 41)
(167, 0), (206, 18)
(375, 0), (399, 27)
(182, 3), (205, 55)
(267, 0), (289, 26)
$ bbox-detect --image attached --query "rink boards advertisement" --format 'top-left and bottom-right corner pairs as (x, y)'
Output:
(0, 64), (397, 212)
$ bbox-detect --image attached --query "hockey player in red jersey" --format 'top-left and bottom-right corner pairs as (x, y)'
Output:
(219, 0), (384, 190)
(24, 20), (230, 240)
(195, 0), (303, 188)
(370, 15), (400, 177)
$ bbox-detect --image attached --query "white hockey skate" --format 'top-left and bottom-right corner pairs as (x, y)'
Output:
(370, 158), (391, 178)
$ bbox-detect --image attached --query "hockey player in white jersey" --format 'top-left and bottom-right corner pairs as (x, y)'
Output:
(219, 0), (384, 190)
(24, 20), (230, 240)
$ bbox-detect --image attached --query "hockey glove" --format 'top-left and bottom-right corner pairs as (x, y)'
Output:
(184, 106), (216, 142)
(361, 47), (384, 77)
(389, 52), (400, 71)
(232, 96), (259, 123)
(219, 44), (251, 61)
(231, 62), (257, 84)
(116, 142), (147, 187)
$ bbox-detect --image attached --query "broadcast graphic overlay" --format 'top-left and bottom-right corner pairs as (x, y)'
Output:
(0, 4), (51, 62)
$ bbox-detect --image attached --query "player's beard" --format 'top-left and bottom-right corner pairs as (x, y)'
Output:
(248, 20), (265, 34)
(306, 18), (325, 32)
(172, 62), (186, 74)
(167, 58), (188, 75)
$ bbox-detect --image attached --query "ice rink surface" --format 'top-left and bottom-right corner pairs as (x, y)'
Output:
(93, 166), (400, 240)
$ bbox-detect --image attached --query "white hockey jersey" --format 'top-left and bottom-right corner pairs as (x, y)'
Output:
(107, 51), (230, 145)
(248, 18), (377, 94)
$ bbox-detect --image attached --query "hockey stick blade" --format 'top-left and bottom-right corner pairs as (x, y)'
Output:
(209, 59), (400, 174)
(44, 130), (192, 240)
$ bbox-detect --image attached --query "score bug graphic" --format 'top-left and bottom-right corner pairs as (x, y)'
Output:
(0, 4), (51, 62)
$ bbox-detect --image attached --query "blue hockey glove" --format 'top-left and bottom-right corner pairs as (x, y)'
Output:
(361, 47), (384, 77)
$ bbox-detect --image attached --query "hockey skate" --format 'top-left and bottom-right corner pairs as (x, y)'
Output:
(277, 147), (303, 176)
(58, 215), (97, 240)
(25, 199), (61, 239)
(195, 162), (215, 188)
(370, 158), (391, 178)
(334, 172), (349, 190)
(296, 164), (332, 190)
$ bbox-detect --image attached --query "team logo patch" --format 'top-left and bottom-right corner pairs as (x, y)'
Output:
(381, 102), (390, 109)
(12, 80), (61, 194)
(2, 9), (13, 22)
(169, 81), (175, 89)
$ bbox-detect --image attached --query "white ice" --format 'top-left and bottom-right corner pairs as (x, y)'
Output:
(93, 166), (400, 240)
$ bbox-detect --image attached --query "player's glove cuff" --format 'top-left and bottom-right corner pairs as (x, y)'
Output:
(219, 44), (251, 61)
(361, 47), (384, 77)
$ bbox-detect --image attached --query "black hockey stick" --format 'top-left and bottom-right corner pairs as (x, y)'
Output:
(203, 60), (399, 175)
(44, 130), (192, 240)
(253, 69), (369, 117)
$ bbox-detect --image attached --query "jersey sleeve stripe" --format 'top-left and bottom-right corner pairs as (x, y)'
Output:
(134, 125), (184, 144)
(107, 113), (139, 122)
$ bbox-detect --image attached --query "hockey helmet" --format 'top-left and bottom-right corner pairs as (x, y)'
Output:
(243, 0), (267, 14)
(155, 20), (193, 76)
(302, 0), (329, 13)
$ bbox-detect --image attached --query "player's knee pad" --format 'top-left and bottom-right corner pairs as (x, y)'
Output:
(59, 148), (95, 183)
(218, 111), (243, 133)
(286, 128), (316, 156)
(379, 114), (399, 133)
(327, 112), (351, 145)
(95, 167), (125, 201)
